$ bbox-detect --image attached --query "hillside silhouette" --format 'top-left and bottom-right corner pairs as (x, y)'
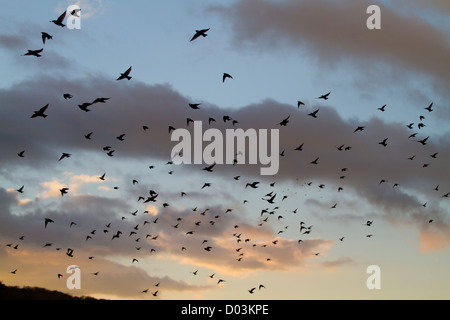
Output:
(0, 281), (98, 300)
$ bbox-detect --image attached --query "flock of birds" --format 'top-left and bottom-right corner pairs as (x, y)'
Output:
(5, 9), (448, 299)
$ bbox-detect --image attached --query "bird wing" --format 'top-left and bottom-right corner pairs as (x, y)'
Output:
(124, 66), (132, 75)
(56, 11), (66, 23)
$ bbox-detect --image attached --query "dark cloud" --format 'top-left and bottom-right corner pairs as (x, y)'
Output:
(208, 0), (450, 89)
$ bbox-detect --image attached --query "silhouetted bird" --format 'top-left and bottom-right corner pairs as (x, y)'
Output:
(50, 11), (66, 27)
(317, 92), (331, 100)
(44, 218), (54, 228)
(190, 28), (210, 41)
(41, 32), (53, 44)
(277, 115), (290, 126)
(223, 73), (233, 82)
(78, 102), (92, 112)
(23, 48), (43, 57)
(308, 109), (319, 118)
(31, 104), (49, 118)
(117, 66), (132, 80)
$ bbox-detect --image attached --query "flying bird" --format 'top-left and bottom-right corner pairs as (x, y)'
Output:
(317, 92), (331, 100)
(378, 138), (388, 147)
(277, 115), (290, 126)
(190, 28), (210, 41)
(58, 153), (71, 161)
(41, 32), (53, 44)
(50, 11), (66, 27)
(59, 188), (69, 196)
(63, 93), (73, 99)
(308, 109), (319, 118)
(425, 103), (433, 112)
(202, 163), (216, 172)
(23, 48), (43, 57)
(378, 104), (386, 112)
(117, 66), (132, 80)
(31, 104), (49, 118)
(17, 150), (25, 157)
(44, 218), (54, 228)
(246, 182), (260, 189)
(223, 73), (233, 83)
(78, 102), (92, 112)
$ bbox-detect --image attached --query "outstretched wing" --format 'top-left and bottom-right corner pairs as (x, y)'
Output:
(56, 11), (66, 24)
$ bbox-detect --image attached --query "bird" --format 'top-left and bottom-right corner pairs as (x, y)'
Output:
(417, 136), (429, 146)
(69, 8), (81, 17)
(50, 11), (66, 27)
(190, 28), (210, 41)
(16, 186), (24, 193)
(31, 104), (49, 118)
(223, 73), (233, 83)
(116, 134), (126, 141)
(310, 157), (319, 165)
(44, 218), (54, 228)
(308, 109), (319, 118)
(317, 92), (331, 100)
(58, 153), (71, 161)
(10, 269), (18, 275)
(378, 104), (386, 112)
(41, 32), (53, 44)
(63, 93), (73, 99)
(78, 102), (92, 112)
(248, 287), (256, 294)
(378, 138), (388, 147)
(297, 101), (305, 108)
(277, 115), (290, 126)
(66, 248), (74, 257)
(424, 102), (433, 112)
(117, 66), (132, 80)
(23, 48), (43, 57)
(245, 182), (260, 189)
(59, 188), (69, 196)
(99, 173), (106, 181)
(84, 132), (93, 140)
(202, 163), (216, 172)
(294, 143), (304, 151)
(354, 126), (365, 133)
(17, 150), (25, 157)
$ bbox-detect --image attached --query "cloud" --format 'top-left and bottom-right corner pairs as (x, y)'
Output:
(37, 172), (105, 199)
(208, 0), (450, 89)
(1, 75), (448, 237)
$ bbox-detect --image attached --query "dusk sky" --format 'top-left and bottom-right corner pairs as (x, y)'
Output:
(0, 0), (449, 300)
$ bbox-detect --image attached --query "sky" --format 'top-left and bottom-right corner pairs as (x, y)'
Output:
(0, 0), (449, 300)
